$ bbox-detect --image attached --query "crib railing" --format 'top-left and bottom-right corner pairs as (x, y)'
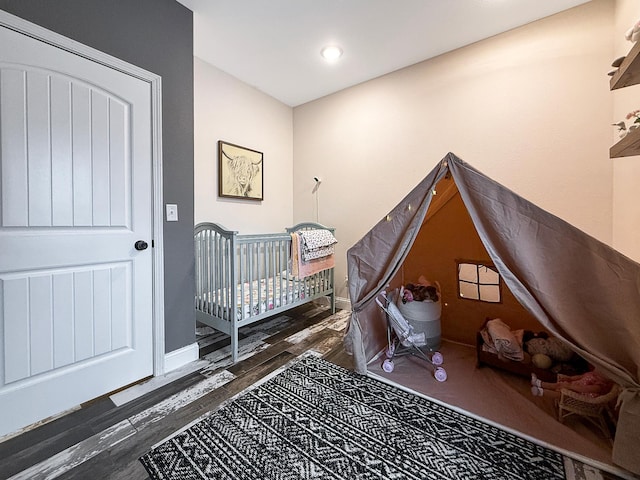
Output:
(195, 222), (336, 362)
(194, 222), (335, 325)
(235, 231), (292, 321)
(194, 222), (234, 320)
(286, 222), (336, 313)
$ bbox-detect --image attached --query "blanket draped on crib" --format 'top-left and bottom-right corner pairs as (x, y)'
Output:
(291, 230), (336, 278)
(298, 229), (338, 261)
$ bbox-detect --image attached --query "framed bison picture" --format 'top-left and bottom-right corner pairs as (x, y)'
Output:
(218, 141), (264, 201)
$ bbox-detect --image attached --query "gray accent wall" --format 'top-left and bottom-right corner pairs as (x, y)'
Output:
(0, 0), (196, 353)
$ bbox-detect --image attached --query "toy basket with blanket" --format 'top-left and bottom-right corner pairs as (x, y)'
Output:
(476, 318), (588, 382)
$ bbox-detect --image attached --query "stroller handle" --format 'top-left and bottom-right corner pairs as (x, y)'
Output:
(375, 290), (388, 309)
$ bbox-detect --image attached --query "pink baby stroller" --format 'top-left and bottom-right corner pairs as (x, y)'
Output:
(375, 291), (447, 382)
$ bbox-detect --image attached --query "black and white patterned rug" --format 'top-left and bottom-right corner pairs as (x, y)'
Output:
(139, 354), (566, 480)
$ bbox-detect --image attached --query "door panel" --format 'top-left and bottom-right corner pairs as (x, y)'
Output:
(1, 263), (133, 382)
(0, 20), (153, 436)
(1, 69), (133, 230)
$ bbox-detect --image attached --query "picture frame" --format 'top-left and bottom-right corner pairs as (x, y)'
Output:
(218, 140), (264, 201)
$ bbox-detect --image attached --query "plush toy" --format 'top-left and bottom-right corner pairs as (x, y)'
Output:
(531, 353), (553, 370)
(625, 19), (640, 43)
(522, 330), (548, 343)
(401, 276), (440, 303)
(526, 337), (574, 362)
(402, 283), (438, 303)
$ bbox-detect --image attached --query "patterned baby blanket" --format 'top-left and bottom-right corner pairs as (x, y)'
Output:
(290, 232), (335, 278)
(298, 229), (338, 261)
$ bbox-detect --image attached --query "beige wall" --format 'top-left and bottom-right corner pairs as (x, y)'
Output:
(612, 0), (640, 260)
(194, 58), (294, 233)
(192, 1), (636, 304)
(293, 0), (615, 300)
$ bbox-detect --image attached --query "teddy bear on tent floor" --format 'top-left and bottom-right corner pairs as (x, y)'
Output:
(524, 332), (588, 375)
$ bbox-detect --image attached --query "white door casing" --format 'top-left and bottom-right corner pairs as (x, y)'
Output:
(0, 11), (165, 437)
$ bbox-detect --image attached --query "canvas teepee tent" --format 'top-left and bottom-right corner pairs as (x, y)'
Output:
(344, 152), (640, 475)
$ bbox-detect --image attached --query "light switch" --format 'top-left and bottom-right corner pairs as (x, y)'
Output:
(166, 204), (178, 222)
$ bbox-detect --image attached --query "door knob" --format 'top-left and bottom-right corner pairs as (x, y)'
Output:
(135, 240), (149, 251)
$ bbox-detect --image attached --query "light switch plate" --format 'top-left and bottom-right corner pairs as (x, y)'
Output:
(166, 204), (178, 222)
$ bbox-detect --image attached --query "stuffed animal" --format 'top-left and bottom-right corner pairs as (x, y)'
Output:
(402, 283), (439, 303)
(531, 353), (553, 370)
(625, 19), (640, 43)
(526, 337), (574, 362)
(401, 276), (440, 303)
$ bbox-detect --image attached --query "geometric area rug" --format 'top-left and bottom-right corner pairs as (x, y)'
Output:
(140, 354), (566, 480)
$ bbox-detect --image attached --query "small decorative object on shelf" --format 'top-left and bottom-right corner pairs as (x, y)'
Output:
(611, 27), (640, 90)
(613, 56), (626, 67)
(609, 27), (640, 157)
(613, 121), (627, 139)
(626, 109), (640, 126)
(608, 56), (626, 76)
(625, 19), (640, 43)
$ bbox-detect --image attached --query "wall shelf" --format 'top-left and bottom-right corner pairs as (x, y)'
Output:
(610, 39), (640, 90)
(610, 40), (640, 157)
(610, 127), (640, 158)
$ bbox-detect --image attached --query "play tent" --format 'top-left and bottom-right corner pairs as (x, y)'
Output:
(344, 153), (640, 475)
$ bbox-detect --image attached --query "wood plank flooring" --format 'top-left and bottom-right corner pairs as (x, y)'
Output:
(0, 303), (632, 480)
(0, 303), (351, 480)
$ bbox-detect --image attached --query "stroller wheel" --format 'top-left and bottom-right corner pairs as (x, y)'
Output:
(434, 366), (447, 382)
(382, 359), (395, 373)
(431, 351), (444, 366)
(385, 344), (395, 358)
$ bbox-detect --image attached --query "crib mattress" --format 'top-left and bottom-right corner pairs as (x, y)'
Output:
(198, 275), (324, 321)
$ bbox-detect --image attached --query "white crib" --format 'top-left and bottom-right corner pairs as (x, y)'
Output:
(194, 222), (336, 362)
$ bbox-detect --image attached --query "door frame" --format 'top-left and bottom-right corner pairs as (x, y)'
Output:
(0, 10), (167, 376)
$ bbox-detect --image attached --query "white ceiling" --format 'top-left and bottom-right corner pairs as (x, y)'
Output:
(176, 0), (591, 107)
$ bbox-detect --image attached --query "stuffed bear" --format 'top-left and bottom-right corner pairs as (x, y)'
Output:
(526, 337), (574, 363)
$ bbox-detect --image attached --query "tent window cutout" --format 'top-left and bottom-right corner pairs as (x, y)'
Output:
(457, 261), (501, 303)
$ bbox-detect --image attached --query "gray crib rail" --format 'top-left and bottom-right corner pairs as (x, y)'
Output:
(194, 222), (336, 363)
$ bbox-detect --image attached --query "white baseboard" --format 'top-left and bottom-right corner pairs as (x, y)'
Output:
(164, 342), (199, 373)
(335, 296), (351, 311)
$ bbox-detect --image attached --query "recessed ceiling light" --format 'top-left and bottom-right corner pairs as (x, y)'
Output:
(321, 45), (343, 62)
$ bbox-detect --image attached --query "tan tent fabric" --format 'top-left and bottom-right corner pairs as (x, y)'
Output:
(344, 152), (640, 475)
(345, 160), (446, 372)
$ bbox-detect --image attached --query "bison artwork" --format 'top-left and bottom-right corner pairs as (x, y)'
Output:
(218, 141), (263, 200)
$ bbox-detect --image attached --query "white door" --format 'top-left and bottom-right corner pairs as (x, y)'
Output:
(0, 21), (154, 437)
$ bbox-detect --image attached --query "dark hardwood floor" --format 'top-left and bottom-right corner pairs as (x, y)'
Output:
(0, 303), (630, 480)
(0, 303), (351, 480)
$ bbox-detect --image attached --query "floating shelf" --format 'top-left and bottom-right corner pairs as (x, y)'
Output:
(610, 40), (640, 90)
(610, 127), (640, 158)
(610, 41), (640, 157)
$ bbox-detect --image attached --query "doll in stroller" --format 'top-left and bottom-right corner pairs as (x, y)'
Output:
(376, 289), (447, 382)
